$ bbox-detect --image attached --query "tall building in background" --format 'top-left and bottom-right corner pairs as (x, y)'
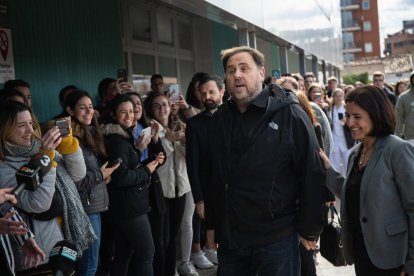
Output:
(384, 20), (414, 57)
(341, 0), (381, 62)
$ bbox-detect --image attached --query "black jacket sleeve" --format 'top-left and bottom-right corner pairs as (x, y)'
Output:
(291, 105), (326, 241)
(106, 135), (151, 189)
(185, 118), (204, 203)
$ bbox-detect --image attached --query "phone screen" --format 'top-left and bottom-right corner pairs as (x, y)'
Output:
(117, 69), (128, 82)
(338, 112), (344, 120)
(171, 121), (182, 132)
(168, 84), (180, 102)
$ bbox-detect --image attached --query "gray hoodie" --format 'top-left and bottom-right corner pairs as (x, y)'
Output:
(395, 71), (414, 140)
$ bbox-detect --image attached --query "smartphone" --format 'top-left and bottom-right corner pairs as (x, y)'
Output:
(55, 118), (70, 137)
(168, 84), (180, 102)
(314, 92), (322, 100)
(338, 112), (344, 120)
(108, 158), (122, 167)
(117, 69), (128, 83)
(171, 121), (182, 132)
(141, 127), (151, 139)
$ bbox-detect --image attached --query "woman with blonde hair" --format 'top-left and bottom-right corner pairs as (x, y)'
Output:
(0, 101), (94, 274)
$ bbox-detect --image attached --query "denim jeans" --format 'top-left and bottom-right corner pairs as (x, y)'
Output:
(217, 233), (300, 276)
(76, 213), (101, 276)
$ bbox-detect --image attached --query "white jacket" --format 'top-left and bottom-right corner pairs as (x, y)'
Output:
(157, 126), (191, 198)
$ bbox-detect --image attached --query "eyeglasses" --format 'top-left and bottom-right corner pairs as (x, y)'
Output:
(152, 103), (169, 110)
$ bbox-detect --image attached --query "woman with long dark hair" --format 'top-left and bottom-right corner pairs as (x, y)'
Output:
(100, 93), (164, 275)
(63, 90), (120, 276)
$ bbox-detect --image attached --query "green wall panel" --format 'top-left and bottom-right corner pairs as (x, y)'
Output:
(270, 44), (280, 72)
(287, 51), (300, 74)
(9, 0), (123, 122)
(211, 21), (238, 77)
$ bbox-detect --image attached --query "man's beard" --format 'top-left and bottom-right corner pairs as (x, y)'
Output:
(203, 100), (218, 111)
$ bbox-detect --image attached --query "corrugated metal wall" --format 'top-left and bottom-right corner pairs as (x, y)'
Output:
(212, 21), (238, 76)
(9, 0), (123, 122)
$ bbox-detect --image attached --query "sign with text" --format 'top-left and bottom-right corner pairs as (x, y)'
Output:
(0, 28), (14, 83)
(272, 69), (281, 79)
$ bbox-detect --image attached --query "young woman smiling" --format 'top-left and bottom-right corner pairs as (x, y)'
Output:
(100, 94), (164, 276)
(63, 90), (120, 276)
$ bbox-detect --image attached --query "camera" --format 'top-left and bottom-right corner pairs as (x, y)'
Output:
(55, 118), (70, 137)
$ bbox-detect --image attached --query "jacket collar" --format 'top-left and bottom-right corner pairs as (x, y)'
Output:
(359, 136), (389, 203)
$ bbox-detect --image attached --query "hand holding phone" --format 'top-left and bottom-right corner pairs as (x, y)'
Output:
(108, 158), (123, 168)
(141, 127), (152, 139)
(101, 158), (122, 184)
(168, 84), (180, 102)
(117, 69), (128, 83)
(55, 118), (70, 137)
(170, 121), (182, 132)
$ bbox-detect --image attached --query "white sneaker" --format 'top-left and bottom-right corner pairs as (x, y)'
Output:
(177, 261), (199, 276)
(204, 249), (218, 265)
(190, 251), (214, 269)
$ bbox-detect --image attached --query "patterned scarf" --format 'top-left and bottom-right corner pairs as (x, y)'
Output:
(6, 139), (96, 255)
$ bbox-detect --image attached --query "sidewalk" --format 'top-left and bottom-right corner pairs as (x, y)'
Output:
(197, 253), (356, 275)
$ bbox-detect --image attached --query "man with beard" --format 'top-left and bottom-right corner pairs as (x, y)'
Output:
(185, 75), (224, 272)
(206, 46), (326, 275)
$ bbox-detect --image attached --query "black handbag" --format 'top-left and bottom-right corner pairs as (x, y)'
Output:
(320, 204), (347, 266)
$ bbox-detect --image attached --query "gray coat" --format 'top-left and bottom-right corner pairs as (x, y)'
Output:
(74, 141), (109, 214)
(326, 135), (414, 273)
(0, 148), (86, 271)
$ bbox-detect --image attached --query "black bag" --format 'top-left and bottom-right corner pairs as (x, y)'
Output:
(320, 204), (347, 266)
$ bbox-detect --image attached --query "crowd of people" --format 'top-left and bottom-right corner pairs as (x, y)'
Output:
(0, 45), (413, 276)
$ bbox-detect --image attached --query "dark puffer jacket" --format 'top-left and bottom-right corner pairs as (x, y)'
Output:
(103, 124), (152, 221)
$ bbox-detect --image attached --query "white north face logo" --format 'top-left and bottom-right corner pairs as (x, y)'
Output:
(268, 122), (278, 130)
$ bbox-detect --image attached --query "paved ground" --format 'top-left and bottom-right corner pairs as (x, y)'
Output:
(196, 253), (356, 276)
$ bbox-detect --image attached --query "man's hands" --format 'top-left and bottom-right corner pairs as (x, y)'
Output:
(299, 236), (318, 251)
(21, 238), (45, 268)
(196, 201), (205, 219)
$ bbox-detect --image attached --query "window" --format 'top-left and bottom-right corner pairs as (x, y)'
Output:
(362, 0), (370, 10)
(159, 56), (177, 77)
(364, 42), (373, 53)
(363, 21), (371, 31)
(342, 32), (354, 49)
(341, 11), (353, 28)
(157, 12), (174, 46)
(178, 21), (192, 50)
(394, 42), (404, 48)
(130, 7), (152, 42)
(132, 53), (155, 75)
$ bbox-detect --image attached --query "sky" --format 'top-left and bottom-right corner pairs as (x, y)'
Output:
(378, 0), (414, 54)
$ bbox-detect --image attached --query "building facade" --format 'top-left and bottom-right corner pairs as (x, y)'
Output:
(341, 0), (381, 62)
(5, 0), (343, 121)
(384, 20), (414, 57)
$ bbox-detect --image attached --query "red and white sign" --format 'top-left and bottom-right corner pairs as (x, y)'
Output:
(0, 28), (14, 83)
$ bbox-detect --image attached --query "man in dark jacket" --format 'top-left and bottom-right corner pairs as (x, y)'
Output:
(205, 46), (326, 275)
(186, 75), (225, 269)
